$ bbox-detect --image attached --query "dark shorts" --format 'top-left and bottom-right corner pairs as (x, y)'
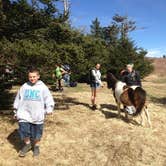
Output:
(90, 82), (100, 89)
(18, 122), (44, 140)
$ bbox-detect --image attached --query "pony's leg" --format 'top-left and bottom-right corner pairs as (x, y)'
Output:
(140, 111), (145, 126)
(125, 112), (128, 119)
(144, 106), (152, 128)
(123, 106), (129, 120)
(117, 102), (121, 118)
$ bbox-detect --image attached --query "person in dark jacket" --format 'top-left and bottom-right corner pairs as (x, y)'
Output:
(121, 63), (142, 87)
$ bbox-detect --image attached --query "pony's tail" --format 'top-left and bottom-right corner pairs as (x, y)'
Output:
(133, 87), (146, 116)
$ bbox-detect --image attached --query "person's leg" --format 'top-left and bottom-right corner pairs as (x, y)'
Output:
(18, 122), (32, 157)
(58, 79), (60, 89)
(91, 87), (97, 109)
(93, 88), (97, 106)
(58, 78), (63, 91)
(31, 124), (44, 156)
(33, 139), (40, 157)
(54, 78), (58, 90)
(66, 74), (70, 87)
(91, 88), (95, 106)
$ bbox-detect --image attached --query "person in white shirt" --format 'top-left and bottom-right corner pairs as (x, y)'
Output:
(89, 63), (103, 110)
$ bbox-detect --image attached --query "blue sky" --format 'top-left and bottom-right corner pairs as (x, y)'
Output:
(64, 0), (166, 57)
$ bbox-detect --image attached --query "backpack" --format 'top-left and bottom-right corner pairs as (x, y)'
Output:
(70, 81), (77, 87)
(62, 64), (70, 72)
(87, 68), (96, 84)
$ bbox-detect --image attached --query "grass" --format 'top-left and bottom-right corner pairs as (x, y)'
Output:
(152, 77), (166, 84)
(0, 76), (166, 165)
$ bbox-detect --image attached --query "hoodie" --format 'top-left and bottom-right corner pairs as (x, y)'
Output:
(14, 80), (55, 124)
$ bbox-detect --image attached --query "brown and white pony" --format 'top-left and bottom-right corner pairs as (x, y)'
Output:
(106, 71), (151, 127)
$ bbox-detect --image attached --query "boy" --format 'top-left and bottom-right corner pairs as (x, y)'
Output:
(13, 68), (54, 157)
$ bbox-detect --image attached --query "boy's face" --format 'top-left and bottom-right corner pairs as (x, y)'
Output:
(28, 72), (40, 84)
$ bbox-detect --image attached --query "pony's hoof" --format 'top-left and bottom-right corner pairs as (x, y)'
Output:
(149, 124), (152, 129)
(140, 122), (144, 126)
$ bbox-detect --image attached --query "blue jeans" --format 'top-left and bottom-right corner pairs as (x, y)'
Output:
(63, 74), (70, 87)
(18, 122), (44, 140)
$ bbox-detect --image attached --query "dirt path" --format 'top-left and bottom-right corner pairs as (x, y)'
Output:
(0, 81), (166, 166)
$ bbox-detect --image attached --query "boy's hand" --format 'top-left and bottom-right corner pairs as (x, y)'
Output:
(13, 109), (17, 120)
(120, 69), (126, 75)
(13, 115), (17, 120)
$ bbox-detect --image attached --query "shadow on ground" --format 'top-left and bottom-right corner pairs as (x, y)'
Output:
(7, 129), (21, 152)
(150, 96), (166, 105)
(54, 96), (91, 111)
(100, 104), (140, 126)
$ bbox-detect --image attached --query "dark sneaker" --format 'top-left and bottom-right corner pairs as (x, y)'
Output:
(33, 146), (40, 157)
(19, 143), (32, 157)
(91, 104), (97, 110)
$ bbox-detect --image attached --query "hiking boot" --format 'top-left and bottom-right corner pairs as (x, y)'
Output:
(33, 146), (40, 157)
(19, 143), (32, 157)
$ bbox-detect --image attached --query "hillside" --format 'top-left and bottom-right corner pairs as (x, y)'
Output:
(145, 58), (166, 81)
(151, 58), (166, 76)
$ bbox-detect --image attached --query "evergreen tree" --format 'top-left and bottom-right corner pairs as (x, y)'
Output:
(90, 17), (102, 38)
(101, 24), (119, 45)
(0, 1), (153, 88)
(112, 14), (136, 40)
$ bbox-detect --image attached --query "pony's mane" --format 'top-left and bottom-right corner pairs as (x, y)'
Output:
(106, 72), (118, 90)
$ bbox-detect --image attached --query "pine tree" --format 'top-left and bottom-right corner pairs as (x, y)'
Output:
(113, 14), (136, 39)
(90, 17), (102, 38)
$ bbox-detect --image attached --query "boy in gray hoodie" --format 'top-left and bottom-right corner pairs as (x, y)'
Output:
(13, 68), (54, 157)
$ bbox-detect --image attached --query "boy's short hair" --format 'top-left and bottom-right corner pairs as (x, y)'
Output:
(28, 67), (40, 75)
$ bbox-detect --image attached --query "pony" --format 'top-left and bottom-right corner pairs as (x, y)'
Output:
(106, 71), (151, 127)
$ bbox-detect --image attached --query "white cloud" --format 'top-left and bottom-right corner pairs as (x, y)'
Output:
(146, 48), (166, 58)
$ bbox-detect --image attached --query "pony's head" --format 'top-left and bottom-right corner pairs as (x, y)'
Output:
(106, 71), (118, 89)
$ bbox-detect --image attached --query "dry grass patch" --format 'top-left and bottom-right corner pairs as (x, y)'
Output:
(0, 76), (166, 165)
